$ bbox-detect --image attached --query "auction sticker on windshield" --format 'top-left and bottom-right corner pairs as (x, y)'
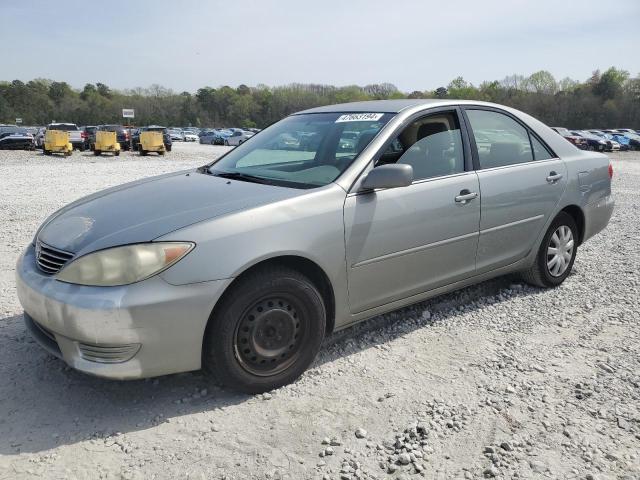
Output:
(335, 113), (384, 122)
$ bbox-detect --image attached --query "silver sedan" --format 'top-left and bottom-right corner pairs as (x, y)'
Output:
(16, 100), (614, 393)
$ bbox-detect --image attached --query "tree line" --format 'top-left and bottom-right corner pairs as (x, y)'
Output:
(1, 67), (638, 129)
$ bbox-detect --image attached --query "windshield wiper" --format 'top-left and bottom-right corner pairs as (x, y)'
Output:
(211, 170), (271, 185)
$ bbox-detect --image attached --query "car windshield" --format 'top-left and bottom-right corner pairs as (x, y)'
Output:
(206, 112), (393, 189)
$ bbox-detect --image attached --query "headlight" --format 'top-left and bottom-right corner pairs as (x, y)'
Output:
(56, 242), (194, 286)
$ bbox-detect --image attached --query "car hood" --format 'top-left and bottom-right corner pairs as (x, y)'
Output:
(37, 169), (306, 256)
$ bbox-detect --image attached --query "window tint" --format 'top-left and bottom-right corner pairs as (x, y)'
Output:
(466, 110), (533, 168)
(530, 135), (554, 160)
(376, 112), (464, 180)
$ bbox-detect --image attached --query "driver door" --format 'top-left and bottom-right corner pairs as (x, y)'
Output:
(344, 109), (480, 313)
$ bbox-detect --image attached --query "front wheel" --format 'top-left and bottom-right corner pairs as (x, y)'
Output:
(204, 266), (326, 394)
(521, 212), (578, 288)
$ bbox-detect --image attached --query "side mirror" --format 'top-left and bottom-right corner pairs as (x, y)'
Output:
(361, 164), (413, 190)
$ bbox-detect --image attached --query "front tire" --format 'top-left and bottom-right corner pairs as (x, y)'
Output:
(204, 266), (326, 394)
(521, 211), (578, 288)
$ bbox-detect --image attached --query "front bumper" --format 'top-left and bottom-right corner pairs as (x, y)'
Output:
(16, 244), (231, 379)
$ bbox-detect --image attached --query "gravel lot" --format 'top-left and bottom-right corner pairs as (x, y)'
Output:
(0, 144), (638, 480)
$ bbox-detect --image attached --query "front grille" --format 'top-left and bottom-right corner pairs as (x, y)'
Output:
(78, 342), (141, 364)
(36, 241), (74, 275)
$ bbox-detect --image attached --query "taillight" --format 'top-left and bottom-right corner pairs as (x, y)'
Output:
(81, 131), (87, 139)
(608, 162), (613, 179)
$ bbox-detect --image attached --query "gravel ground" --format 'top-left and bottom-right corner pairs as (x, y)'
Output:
(0, 144), (638, 480)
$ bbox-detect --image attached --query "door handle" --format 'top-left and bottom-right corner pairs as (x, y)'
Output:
(455, 190), (478, 204)
(546, 171), (563, 183)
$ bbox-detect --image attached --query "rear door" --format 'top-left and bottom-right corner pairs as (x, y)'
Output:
(462, 107), (567, 273)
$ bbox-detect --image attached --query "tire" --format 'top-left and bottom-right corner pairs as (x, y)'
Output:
(166, 145), (172, 152)
(159, 151), (165, 156)
(115, 150), (120, 156)
(204, 266), (326, 394)
(94, 150), (101, 156)
(140, 149), (147, 156)
(521, 211), (578, 288)
(43, 148), (50, 155)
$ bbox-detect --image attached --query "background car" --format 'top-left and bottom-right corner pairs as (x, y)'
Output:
(604, 132), (631, 150)
(199, 129), (232, 145)
(168, 128), (184, 142)
(34, 127), (46, 148)
(570, 130), (607, 151)
(551, 127), (588, 149)
(79, 126), (97, 151)
(0, 126), (35, 150)
(183, 131), (198, 142)
(225, 130), (254, 146)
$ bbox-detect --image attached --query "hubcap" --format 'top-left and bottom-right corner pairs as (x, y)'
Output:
(546, 225), (574, 277)
(235, 297), (303, 376)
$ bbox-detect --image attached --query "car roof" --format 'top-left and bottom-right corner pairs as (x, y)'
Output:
(295, 99), (506, 114)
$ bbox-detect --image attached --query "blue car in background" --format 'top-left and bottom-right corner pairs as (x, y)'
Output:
(199, 129), (233, 145)
(605, 132), (632, 151)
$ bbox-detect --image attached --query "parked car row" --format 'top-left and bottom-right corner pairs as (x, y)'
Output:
(552, 127), (640, 151)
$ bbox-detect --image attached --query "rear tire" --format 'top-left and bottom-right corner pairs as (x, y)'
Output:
(94, 150), (101, 156)
(204, 266), (326, 394)
(521, 212), (578, 288)
(140, 149), (147, 156)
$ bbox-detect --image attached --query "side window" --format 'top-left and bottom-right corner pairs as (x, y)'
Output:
(376, 111), (465, 181)
(466, 110), (533, 168)
(530, 135), (554, 160)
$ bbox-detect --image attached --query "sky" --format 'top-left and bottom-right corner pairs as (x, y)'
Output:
(1, 0), (639, 93)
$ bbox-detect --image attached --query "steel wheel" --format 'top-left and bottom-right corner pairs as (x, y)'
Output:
(546, 225), (574, 277)
(234, 295), (305, 377)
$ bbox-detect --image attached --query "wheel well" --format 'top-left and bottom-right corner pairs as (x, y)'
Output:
(560, 205), (585, 245)
(214, 256), (336, 335)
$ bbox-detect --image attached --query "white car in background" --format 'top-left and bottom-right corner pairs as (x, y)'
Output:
(225, 130), (254, 146)
(183, 131), (198, 142)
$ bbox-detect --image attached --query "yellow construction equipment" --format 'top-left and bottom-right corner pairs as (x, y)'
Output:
(43, 130), (73, 156)
(94, 131), (121, 156)
(139, 131), (166, 156)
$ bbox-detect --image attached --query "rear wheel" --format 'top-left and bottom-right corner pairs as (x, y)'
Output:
(204, 266), (326, 394)
(115, 150), (120, 156)
(521, 212), (578, 288)
(94, 150), (101, 156)
(140, 149), (147, 156)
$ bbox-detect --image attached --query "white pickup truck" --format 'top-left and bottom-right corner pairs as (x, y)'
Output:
(47, 123), (84, 151)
